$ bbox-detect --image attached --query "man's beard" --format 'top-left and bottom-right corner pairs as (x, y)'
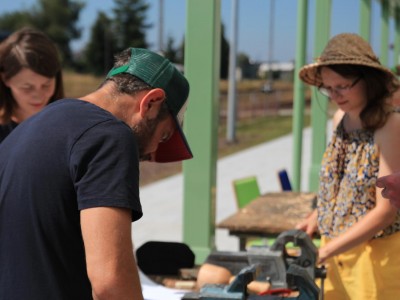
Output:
(131, 117), (160, 161)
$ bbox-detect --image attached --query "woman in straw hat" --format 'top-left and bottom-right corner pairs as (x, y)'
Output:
(297, 33), (400, 299)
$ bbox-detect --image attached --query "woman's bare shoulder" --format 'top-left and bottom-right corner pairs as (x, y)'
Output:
(376, 111), (400, 142)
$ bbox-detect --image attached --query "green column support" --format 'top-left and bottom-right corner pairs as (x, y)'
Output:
(292, 0), (308, 192)
(308, 0), (331, 192)
(394, 8), (400, 68)
(182, 0), (220, 264)
(380, 0), (389, 66)
(359, 0), (371, 41)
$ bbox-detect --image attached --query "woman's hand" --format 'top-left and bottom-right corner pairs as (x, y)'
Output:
(295, 209), (318, 237)
(318, 245), (331, 265)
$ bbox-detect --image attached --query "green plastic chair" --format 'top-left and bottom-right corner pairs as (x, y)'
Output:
(232, 176), (266, 248)
(232, 176), (261, 209)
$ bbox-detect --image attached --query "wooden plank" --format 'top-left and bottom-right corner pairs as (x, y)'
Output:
(217, 192), (316, 235)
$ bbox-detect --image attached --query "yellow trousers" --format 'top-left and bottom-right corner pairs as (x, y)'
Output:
(321, 232), (400, 300)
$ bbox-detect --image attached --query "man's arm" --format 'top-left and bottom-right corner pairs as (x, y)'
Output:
(81, 207), (143, 300)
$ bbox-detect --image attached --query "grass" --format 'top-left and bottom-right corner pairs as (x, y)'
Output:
(62, 70), (103, 98)
(218, 115), (310, 158)
(217, 78), (311, 157)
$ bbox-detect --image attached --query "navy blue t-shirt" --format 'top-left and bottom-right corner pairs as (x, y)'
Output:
(0, 120), (18, 143)
(0, 99), (142, 299)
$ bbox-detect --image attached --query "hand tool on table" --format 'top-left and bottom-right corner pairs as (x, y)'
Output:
(182, 230), (326, 300)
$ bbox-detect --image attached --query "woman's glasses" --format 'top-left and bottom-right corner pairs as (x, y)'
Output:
(318, 77), (361, 98)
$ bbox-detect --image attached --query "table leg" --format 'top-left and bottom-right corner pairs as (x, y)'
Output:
(239, 237), (246, 251)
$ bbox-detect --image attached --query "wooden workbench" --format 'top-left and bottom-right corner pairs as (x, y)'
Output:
(217, 192), (317, 249)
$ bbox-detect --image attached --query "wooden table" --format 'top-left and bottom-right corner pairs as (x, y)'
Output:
(217, 192), (317, 250)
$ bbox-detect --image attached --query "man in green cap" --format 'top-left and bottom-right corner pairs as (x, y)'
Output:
(0, 48), (193, 300)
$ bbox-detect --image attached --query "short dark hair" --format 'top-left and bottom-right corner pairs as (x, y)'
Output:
(104, 48), (153, 95)
(104, 48), (170, 119)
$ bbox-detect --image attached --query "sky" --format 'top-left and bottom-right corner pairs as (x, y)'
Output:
(1, 0), (397, 65)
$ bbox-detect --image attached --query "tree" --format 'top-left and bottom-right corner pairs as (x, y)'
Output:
(112, 0), (151, 52)
(0, 11), (34, 30)
(84, 12), (116, 75)
(220, 24), (230, 79)
(0, 0), (84, 67)
(176, 38), (185, 65)
(81, 0), (151, 75)
(238, 53), (250, 68)
(171, 24), (230, 79)
(238, 52), (256, 79)
(163, 36), (179, 63)
(31, 0), (84, 66)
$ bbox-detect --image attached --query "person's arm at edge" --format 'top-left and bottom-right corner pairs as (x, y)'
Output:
(377, 172), (400, 208)
(318, 113), (400, 263)
(81, 207), (144, 300)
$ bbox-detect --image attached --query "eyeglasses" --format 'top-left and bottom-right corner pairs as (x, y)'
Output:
(318, 77), (361, 98)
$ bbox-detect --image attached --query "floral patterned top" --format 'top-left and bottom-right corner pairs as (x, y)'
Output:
(317, 117), (400, 239)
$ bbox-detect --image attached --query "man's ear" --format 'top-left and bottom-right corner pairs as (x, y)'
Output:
(139, 88), (166, 119)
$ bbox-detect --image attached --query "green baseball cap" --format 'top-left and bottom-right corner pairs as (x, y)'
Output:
(107, 48), (193, 163)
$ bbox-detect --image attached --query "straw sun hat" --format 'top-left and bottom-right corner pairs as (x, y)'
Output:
(299, 33), (396, 87)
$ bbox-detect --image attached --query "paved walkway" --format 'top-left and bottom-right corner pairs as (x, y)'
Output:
(133, 122), (332, 254)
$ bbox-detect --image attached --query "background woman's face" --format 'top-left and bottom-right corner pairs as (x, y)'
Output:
(4, 68), (56, 122)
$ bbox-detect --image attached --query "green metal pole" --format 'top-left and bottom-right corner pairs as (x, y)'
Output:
(394, 8), (400, 68)
(183, 0), (220, 264)
(308, 0), (331, 192)
(359, 0), (371, 41)
(292, 0), (308, 192)
(380, 0), (389, 66)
